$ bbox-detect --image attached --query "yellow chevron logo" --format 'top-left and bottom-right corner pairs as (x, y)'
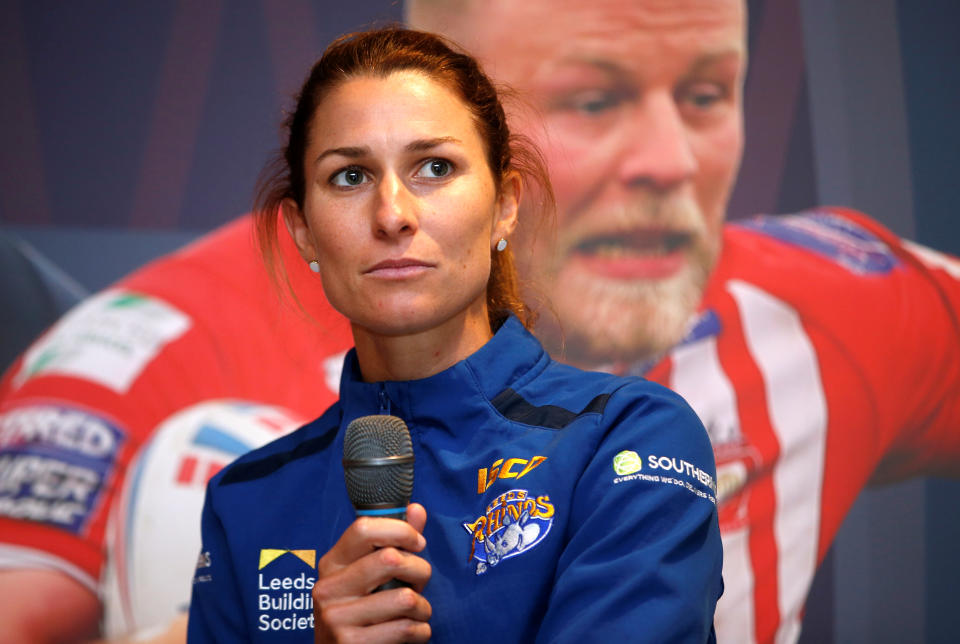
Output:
(258, 548), (316, 570)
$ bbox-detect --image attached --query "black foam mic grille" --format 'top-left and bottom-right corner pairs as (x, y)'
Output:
(343, 415), (414, 509)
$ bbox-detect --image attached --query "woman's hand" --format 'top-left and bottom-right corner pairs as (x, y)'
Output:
(313, 503), (432, 643)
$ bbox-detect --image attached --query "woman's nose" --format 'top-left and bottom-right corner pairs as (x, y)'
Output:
(373, 172), (418, 239)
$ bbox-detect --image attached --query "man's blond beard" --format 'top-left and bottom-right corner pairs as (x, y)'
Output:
(537, 256), (712, 367)
(526, 196), (719, 368)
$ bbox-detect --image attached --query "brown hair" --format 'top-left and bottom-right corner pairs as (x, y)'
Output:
(254, 26), (553, 330)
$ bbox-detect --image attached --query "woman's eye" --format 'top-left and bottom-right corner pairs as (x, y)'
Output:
(331, 167), (368, 187)
(416, 158), (453, 178)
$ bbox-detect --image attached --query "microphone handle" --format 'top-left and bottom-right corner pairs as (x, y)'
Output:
(355, 506), (411, 592)
(377, 578), (410, 591)
(355, 507), (407, 521)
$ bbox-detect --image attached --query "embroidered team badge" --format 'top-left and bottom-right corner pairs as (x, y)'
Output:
(463, 488), (554, 575)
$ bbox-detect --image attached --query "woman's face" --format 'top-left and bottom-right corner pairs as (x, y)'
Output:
(285, 71), (518, 339)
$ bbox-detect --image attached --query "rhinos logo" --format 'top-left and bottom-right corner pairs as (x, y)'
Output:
(462, 488), (554, 575)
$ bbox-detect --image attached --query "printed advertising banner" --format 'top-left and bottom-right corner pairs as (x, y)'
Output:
(1, 1), (958, 642)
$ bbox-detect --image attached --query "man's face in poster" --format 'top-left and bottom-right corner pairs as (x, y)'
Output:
(410, 0), (746, 365)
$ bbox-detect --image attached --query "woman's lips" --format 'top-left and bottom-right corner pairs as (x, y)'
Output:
(364, 258), (434, 278)
(570, 230), (692, 280)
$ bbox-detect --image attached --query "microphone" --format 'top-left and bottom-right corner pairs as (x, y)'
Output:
(342, 414), (415, 591)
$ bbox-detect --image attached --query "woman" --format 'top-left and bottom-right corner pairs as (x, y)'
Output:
(187, 28), (722, 643)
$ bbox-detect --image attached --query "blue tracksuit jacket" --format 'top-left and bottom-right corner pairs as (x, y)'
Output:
(188, 316), (722, 642)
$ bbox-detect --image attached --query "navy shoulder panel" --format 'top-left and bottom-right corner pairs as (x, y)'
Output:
(492, 388), (610, 430)
(734, 210), (898, 275)
(219, 422), (338, 486)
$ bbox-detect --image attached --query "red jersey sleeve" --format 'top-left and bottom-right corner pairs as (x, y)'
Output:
(841, 209), (960, 480)
(732, 207), (960, 482)
(0, 216), (352, 589)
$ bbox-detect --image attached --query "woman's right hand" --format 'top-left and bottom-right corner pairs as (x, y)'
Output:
(312, 503), (432, 643)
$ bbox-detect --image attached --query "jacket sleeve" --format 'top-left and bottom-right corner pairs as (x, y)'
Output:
(536, 384), (723, 643)
(187, 481), (250, 642)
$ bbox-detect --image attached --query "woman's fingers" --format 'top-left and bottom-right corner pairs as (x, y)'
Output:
(314, 545), (432, 599)
(312, 511), (432, 643)
(320, 516), (426, 575)
(313, 564), (433, 643)
(319, 617), (432, 644)
(405, 503), (427, 535)
(318, 586), (432, 629)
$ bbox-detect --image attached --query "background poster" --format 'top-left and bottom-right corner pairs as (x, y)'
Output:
(2, 1), (958, 641)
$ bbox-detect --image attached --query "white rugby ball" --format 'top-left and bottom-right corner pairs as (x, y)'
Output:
(101, 400), (304, 640)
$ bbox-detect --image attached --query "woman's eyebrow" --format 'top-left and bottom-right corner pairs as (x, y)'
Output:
(406, 136), (462, 152)
(314, 137), (462, 164)
(315, 146), (368, 164)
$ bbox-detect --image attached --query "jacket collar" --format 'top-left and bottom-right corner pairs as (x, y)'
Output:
(336, 316), (548, 430)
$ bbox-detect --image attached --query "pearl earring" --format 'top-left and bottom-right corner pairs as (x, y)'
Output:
(496, 238), (508, 252)
(308, 260), (320, 273)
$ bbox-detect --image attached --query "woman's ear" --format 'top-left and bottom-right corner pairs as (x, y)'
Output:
(281, 198), (318, 262)
(492, 171), (521, 246)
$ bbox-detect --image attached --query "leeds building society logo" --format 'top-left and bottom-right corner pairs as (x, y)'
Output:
(256, 549), (317, 633)
(463, 488), (554, 575)
(259, 548), (315, 570)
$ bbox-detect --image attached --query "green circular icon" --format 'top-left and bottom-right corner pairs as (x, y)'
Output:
(613, 450), (642, 476)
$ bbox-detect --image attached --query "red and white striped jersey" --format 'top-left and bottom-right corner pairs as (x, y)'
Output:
(642, 208), (960, 643)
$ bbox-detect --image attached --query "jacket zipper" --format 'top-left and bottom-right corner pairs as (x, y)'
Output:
(378, 385), (391, 415)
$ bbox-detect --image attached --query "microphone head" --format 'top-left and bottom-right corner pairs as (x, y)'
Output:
(342, 414), (414, 511)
